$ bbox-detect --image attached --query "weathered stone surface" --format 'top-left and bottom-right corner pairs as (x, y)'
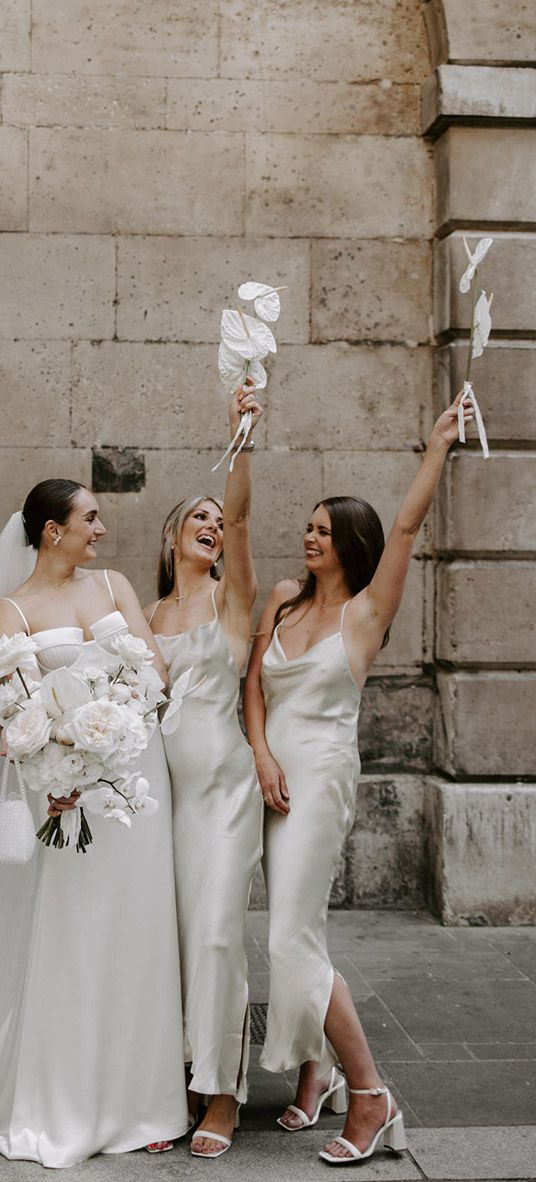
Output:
(423, 65), (536, 135)
(0, 342), (71, 447)
(424, 0), (536, 67)
(312, 239), (430, 343)
(346, 776), (426, 907)
(436, 343), (536, 443)
(29, 129), (244, 234)
(267, 344), (430, 451)
(435, 672), (536, 777)
(245, 134), (433, 238)
(220, 0), (429, 82)
(360, 675), (434, 773)
(437, 560), (536, 666)
(167, 78), (421, 135)
(0, 129), (27, 231)
(425, 780), (536, 925)
(0, 448), (91, 528)
(0, 234), (115, 340)
(116, 237), (309, 343)
(324, 450), (425, 546)
(72, 342), (250, 451)
(437, 452), (536, 554)
(32, 0), (219, 76)
(92, 447), (146, 494)
(435, 128), (536, 232)
(0, 0), (30, 70)
(3, 74), (167, 129)
(434, 234), (536, 337)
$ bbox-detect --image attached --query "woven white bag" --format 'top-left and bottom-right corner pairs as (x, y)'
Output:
(0, 756), (36, 864)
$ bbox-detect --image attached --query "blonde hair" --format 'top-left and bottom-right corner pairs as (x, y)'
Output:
(157, 495), (223, 597)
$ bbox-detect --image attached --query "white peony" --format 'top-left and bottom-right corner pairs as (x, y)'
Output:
(0, 632), (38, 679)
(112, 634), (154, 671)
(0, 682), (21, 723)
(5, 700), (52, 758)
(62, 699), (125, 758)
(113, 705), (149, 761)
(22, 742), (68, 792)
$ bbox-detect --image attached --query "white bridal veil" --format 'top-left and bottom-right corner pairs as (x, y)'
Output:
(0, 512), (36, 599)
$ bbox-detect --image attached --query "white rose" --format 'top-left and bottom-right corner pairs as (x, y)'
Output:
(114, 705), (149, 761)
(0, 682), (20, 722)
(5, 700), (52, 758)
(62, 700), (125, 757)
(112, 634), (154, 671)
(22, 741), (66, 791)
(0, 632), (38, 679)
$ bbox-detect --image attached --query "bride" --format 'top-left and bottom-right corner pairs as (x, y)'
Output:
(0, 479), (188, 1167)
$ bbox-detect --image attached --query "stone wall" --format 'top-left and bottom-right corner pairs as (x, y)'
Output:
(0, 1), (535, 921)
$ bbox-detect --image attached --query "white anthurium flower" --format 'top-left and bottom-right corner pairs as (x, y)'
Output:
(237, 282), (282, 323)
(160, 666), (197, 736)
(220, 309), (277, 361)
(471, 290), (493, 359)
(0, 633), (38, 680)
(40, 667), (92, 720)
(218, 343), (268, 394)
(459, 236), (493, 294)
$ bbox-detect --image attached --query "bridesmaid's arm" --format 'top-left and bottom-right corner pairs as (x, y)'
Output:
(106, 570), (168, 687)
(219, 384), (262, 624)
(244, 582), (294, 815)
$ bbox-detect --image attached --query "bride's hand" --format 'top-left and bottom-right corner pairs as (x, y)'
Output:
(228, 378), (263, 438)
(47, 790), (80, 816)
(255, 749), (290, 815)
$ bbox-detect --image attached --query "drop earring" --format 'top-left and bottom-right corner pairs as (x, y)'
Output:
(53, 535), (62, 546)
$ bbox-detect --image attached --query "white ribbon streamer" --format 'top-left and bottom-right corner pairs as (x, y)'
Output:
(458, 381), (489, 460)
(211, 410), (253, 474)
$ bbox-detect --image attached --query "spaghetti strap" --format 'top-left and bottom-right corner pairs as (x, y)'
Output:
(1, 597), (31, 635)
(103, 569), (116, 609)
(147, 598), (164, 627)
(210, 585), (219, 620)
(339, 599), (351, 633)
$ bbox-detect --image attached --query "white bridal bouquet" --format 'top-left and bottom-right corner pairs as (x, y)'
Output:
(0, 631), (179, 854)
(213, 280), (285, 472)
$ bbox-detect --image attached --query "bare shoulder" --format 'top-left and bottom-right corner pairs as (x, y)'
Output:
(272, 578), (301, 606)
(0, 598), (26, 636)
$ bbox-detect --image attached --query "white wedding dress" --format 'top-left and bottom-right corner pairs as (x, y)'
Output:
(0, 580), (188, 1168)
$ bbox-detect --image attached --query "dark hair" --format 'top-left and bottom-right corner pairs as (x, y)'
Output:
(22, 480), (84, 550)
(157, 495), (223, 598)
(274, 496), (389, 648)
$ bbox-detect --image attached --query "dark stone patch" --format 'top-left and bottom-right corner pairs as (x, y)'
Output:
(92, 446), (145, 493)
(360, 675), (434, 773)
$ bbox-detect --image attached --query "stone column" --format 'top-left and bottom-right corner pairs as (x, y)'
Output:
(422, 0), (536, 923)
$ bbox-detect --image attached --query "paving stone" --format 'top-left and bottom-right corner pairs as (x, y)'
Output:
(409, 1124), (536, 1178)
(383, 1059), (536, 1127)
(30, 129), (244, 235)
(488, 934), (536, 984)
(417, 1042), (475, 1062)
(245, 134), (432, 239)
(466, 1043), (536, 1062)
(375, 977), (536, 1044)
(312, 240), (431, 344)
(3, 74), (167, 129)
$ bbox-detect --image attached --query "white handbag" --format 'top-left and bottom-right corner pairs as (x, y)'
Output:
(0, 754), (36, 864)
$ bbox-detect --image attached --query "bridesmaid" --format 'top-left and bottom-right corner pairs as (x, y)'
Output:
(244, 393), (473, 1166)
(145, 383), (264, 1159)
(0, 479), (188, 1167)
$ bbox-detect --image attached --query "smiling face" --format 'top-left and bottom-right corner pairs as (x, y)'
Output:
(47, 488), (106, 564)
(175, 499), (224, 569)
(304, 503), (342, 576)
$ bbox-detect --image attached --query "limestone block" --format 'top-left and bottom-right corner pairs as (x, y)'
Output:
(435, 128), (536, 232)
(3, 75), (167, 130)
(423, 0), (536, 67)
(0, 234), (115, 339)
(0, 0), (30, 69)
(32, 0), (219, 76)
(436, 343), (536, 442)
(359, 675), (434, 773)
(373, 560), (425, 670)
(312, 240), (431, 343)
(0, 129), (27, 232)
(0, 448), (91, 528)
(435, 671), (536, 776)
(437, 560), (536, 665)
(267, 344), (429, 451)
(435, 234), (536, 337)
(245, 135), (432, 238)
(220, 0), (429, 82)
(116, 237), (309, 343)
(437, 451), (536, 553)
(167, 78), (421, 136)
(424, 780), (536, 925)
(423, 66), (536, 135)
(72, 342), (265, 452)
(345, 776), (426, 907)
(30, 130), (244, 235)
(0, 342), (71, 447)
(324, 450), (425, 546)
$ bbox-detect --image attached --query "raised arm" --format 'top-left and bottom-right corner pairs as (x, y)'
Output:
(244, 580), (297, 814)
(362, 391), (473, 641)
(219, 382), (263, 617)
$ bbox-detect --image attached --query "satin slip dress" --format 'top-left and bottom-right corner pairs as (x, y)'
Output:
(153, 586), (263, 1104)
(260, 600), (361, 1075)
(0, 572), (188, 1168)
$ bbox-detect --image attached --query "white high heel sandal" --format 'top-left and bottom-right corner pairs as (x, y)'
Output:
(318, 1084), (407, 1165)
(190, 1105), (240, 1159)
(277, 1065), (347, 1131)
